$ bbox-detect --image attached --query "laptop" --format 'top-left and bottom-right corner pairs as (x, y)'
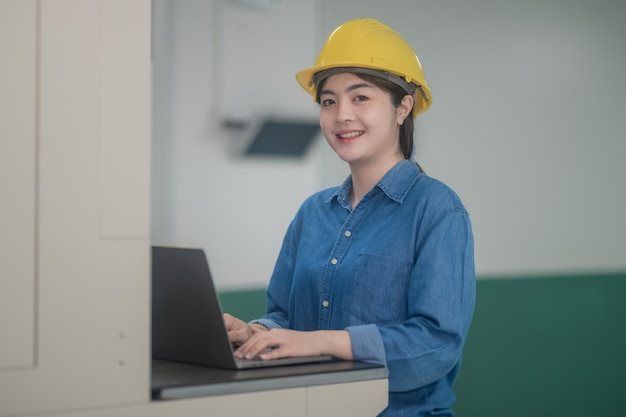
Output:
(151, 246), (333, 369)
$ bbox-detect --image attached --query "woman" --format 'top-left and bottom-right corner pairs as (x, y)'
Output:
(225, 18), (475, 417)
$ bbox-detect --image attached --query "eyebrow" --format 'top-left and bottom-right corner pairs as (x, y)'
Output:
(319, 82), (374, 97)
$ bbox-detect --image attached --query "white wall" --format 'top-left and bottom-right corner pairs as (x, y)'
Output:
(152, 0), (626, 288)
(1, 1), (151, 414)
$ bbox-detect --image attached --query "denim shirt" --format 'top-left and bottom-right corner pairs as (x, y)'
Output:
(256, 160), (475, 417)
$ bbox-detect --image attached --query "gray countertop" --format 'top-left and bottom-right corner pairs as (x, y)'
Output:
(152, 359), (388, 400)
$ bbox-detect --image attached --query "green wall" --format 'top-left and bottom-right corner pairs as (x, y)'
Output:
(218, 272), (626, 416)
(454, 272), (626, 417)
(218, 287), (267, 323)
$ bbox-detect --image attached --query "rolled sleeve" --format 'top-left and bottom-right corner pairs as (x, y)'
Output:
(346, 324), (386, 364)
(249, 318), (281, 330)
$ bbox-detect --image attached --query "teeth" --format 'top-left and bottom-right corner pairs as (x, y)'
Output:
(338, 131), (363, 138)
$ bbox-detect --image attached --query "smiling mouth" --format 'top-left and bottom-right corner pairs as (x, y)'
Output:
(337, 131), (364, 141)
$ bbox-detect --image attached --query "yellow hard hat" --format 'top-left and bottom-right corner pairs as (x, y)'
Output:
(296, 18), (432, 118)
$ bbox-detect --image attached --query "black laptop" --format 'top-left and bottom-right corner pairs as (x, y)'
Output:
(151, 246), (333, 369)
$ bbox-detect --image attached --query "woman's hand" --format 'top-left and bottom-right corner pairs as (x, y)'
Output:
(233, 328), (353, 361)
(223, 313), (268, 345)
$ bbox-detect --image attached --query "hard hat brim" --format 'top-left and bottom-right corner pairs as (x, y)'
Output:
(295, 63), (432, 118)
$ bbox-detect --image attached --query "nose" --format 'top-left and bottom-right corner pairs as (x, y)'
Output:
(336, 99), (354, 122)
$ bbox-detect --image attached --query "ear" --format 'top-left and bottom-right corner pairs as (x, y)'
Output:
(397, 95), (414, 125)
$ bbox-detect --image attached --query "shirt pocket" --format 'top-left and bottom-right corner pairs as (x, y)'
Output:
(347, 253), (412, 324)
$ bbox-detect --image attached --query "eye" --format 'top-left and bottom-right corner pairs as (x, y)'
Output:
(320, 98), (335, 107)
(354, 95), (369, 102)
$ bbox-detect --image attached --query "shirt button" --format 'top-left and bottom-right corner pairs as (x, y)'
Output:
(322, 300), (330, 308)
(331, 258), (338, 265)
(344, 230), (352, 237)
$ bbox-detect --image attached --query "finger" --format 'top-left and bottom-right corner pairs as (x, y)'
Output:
(259, 346), (285, 360)
(230, 327), (253, 344)
(223, 313), (235, 330)
(236, 333), (278, 360)
(234, 339), (264, 359)
(223, 313), (244, 331)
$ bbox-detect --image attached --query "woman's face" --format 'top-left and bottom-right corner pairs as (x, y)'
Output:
(318, 73), (410, 167)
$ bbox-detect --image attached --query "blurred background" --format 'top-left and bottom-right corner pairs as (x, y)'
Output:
(151, 0), (626, 289)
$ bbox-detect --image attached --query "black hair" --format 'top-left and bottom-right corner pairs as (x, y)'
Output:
(315, 73), (424, 172)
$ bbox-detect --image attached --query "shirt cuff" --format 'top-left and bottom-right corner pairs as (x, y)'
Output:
(346, 324), (386, 365)
(249, 318), (280, 330)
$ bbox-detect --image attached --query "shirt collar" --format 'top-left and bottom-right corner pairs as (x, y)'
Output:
(326, 160), (421, 205)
